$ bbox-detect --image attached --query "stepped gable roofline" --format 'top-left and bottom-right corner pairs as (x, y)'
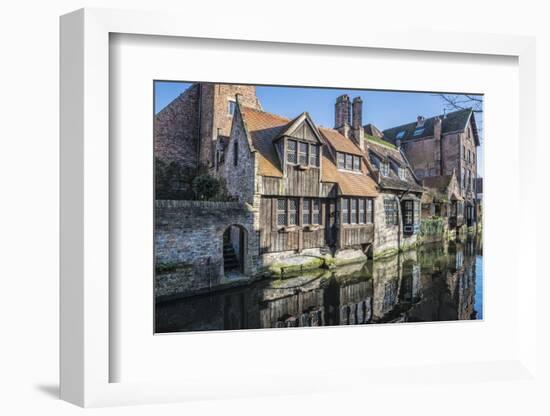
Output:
(382, 108), (480, 146)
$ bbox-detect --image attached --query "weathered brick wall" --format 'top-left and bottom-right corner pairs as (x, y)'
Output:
(154, 84), (199, 169)
(155, 200), (259, 298)
(200, 84), (261, 167)
(402, 137), (439, 178)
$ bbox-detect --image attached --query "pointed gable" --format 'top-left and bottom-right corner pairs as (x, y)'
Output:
(277, 112), (324, 144)
(239, 106), (291, 178)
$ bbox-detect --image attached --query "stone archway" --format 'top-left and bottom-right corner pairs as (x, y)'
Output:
(222, 224), (247, 275)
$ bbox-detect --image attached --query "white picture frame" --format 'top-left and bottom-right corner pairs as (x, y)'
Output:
(60, 7), (538, 408)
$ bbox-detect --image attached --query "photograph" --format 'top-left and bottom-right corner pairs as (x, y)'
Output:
(153, 82), (483, 333)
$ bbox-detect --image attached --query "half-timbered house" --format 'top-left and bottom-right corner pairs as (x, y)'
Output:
(218, 94), (380, 273)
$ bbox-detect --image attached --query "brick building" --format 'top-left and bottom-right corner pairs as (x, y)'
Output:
(379, 108), (481, 228)
(155, 83), (445, 282)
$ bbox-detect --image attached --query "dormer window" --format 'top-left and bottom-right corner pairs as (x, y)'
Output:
(398, 167), (406, 180)
(380, 161), (390, 177)
(286, 139), (319, 167)
(396, 131), (405, 139)
(413, 128), (425, 137)
(336, 152), (361, 172)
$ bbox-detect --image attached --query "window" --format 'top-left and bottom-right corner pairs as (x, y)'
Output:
(367, 199), (373, 224)
(345, 154), (353, 170)
(277, 199), (287, 226)
(287, 140), (297, 164)
(302, 199), (311, 225)
(403, 200), (414, 226)
(341, 198), (373, 224)
(398, 167), (406, 180)
(309, 144), (320, 167)
(233, 141), (238, 166)
(337, 152), (345, 169)
(288, 199), (298, 225)
(228, 100), (236, 116)
(380, 162), (390, 177)
(298, 142), (308, 165)
(396, 131), (405, 139)
(337, 152), (361, 171)
(358, 199), (365, 224)
(413, 128), (425, 137)
(462, 145), (466, 159)
(467, 150), (471, 163)
(384, 198), (398, 226)
(312, 199), (320, 225)
(350, 198), (357, 224)
(353, 156), (361, 171)
(341, 198), (349, 224)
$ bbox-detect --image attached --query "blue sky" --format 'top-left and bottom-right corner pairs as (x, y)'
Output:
(155, 81), (483, 174)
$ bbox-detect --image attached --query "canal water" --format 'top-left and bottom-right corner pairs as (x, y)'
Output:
(156, 237), (483, 333)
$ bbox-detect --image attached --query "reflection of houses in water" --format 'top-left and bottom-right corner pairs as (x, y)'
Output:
(259, 263), (375, 328)
(155, 239), (480, 332)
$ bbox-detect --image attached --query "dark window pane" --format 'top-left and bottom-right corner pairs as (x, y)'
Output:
(337, 152), (345, 169)
(299, 142), (308, 164)
(341, 198), (349, 224)
(345, 154), (353, 170)
(312, 199), (320, 224)
(288, 199), (298, 225)
(358, 199), (365, 224)
(277, 199), (286, 226)
(287, 140), (297, 164)
(303, 199), (310, 225)
(350, 199), (357, 224)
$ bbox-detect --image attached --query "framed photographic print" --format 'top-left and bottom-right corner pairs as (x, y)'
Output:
(60, 7), (538, 408)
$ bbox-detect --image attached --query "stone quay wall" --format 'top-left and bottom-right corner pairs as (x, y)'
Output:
(155, 200), (259, 299)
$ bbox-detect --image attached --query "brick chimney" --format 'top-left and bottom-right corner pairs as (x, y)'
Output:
(334, 94), (351, 138)
(351, 97), (365, 151)
(433, 116), (442, 175)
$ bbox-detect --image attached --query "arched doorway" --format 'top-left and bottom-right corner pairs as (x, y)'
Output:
(223, 225), (247, 274)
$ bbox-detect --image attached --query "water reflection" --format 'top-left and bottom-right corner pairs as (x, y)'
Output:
(156, 238), (482, 333)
